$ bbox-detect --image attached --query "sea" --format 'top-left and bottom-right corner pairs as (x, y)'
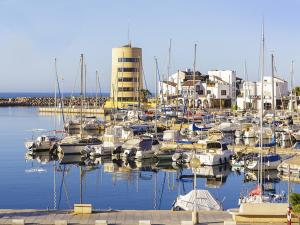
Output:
(0, 105), (298, 210)
(0, 92), (109, 98)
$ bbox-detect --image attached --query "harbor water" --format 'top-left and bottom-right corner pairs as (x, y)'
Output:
(0, 107), (298, 210)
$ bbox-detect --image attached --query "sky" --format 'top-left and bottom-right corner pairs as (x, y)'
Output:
(0, 0), (299, 94)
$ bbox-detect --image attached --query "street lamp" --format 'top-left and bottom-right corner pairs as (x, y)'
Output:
(190, 156), (201, 225)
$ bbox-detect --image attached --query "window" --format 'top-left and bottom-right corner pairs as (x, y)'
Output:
(118, 87), (134, 92)
(207, 90), (211, 94)
(118, 58), (140, 63)
(117, 97), (139, 102)
(118, 77), (137, 82)
(118, 67), (139, 72)
(198, 90), (204, 95)
(221, 90), (227, 96)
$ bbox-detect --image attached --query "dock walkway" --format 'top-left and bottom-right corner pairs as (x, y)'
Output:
(0, 209), (231, 225)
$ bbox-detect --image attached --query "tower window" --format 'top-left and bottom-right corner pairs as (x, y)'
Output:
(118, 77), (137, 82)
(118, 67), (139, 72)
(118, 58), (140, 62)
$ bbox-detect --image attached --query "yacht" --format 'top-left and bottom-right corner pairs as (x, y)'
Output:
(178, 140), (233, 166)
(58, 135), (102, 155)
(92, 125), (134, 156)
(122, 136), (160, 160)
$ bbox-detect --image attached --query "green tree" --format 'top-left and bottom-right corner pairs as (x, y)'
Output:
(293, 87), (300, 96)
(140, 89), (152, 102)
(290, 193), (300, 224)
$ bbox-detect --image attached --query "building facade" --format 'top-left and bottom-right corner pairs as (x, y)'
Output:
(110, 44), (143, 104)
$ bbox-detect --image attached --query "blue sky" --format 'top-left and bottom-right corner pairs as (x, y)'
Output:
(0, 0), (299, 93)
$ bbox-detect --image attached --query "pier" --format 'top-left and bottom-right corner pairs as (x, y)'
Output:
(38, 107), (106, 115)
(0, 209), (231, 225)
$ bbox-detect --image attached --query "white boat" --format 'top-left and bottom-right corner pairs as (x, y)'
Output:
(245, 153), (281, 170)
(122, 137), (160, 160)
(93, 125), (134, 156)
(58, 135), (102, 155)
(179, 140), (233, 166)
(64, 119), (81, 130)
(25, 135), (60, 151)
(172, 190), (222, 211)
(243, 126), (257, 138)
(83, 117), (104, 131)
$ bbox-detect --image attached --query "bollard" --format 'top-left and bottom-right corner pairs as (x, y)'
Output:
(54, 220), (68, 225)
(181, 221), (193, 225)
(95, 220), (108, 225)
(12, 219), (25, 225)
(192, 211), (199, 225)
(139, 220), (151, 225)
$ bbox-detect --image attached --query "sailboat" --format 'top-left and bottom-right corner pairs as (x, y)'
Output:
(246, 54), (281, 170)
(237, 24), (285, 206)
(58, 54), (102, 155)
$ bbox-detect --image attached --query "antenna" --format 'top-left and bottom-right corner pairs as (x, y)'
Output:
(127, 22), (131, 46)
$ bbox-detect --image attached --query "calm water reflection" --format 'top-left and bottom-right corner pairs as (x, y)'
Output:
(0, 107), (298, 210)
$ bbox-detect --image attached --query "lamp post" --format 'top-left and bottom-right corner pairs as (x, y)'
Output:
(190, 156), (201, 225)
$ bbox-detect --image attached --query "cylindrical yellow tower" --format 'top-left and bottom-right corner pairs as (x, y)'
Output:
(110, 44), (143, 107)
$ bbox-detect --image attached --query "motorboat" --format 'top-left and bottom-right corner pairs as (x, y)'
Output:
(172, 190), (222, 211)
(93, 125), (134, 156)
(25, 135), (60, 152)
(83, 117), (104, 131)
(58, 135), (102, 155)
(64, 118), (81, 130)
(122, 136), (160, 160)
(178, 140), (233, 166)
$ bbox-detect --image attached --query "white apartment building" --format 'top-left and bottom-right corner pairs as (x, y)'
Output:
(237, 76), (288, 110)
(208, 70), (237, 104)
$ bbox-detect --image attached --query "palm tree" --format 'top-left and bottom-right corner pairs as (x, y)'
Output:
(140, 89), (152, 102)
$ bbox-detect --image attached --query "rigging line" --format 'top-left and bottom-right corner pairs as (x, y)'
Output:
(54, 58), (65, 124)
(158, 172), (167, 209)
(70, 59), (81, 107)
(57, 165), (66, 209)
(62, 174), (71, 209)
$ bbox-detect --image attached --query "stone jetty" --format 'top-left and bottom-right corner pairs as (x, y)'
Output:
(0, 97), (107, 107)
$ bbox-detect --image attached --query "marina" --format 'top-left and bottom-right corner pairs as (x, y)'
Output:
(1, 1), (300, 224)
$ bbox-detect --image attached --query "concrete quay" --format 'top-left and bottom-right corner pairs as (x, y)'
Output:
(0, 209), (231, 225)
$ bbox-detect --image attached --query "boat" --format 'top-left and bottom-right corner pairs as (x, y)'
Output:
(178, 140), (233, 165)
(122, 136), (160, 160)
(245, 153), (281, 170)
(82, 116), (104, 131)
(172, 190), (222, 211)
(25, 135), (60, 152)
(64, 118), (81, 131)
(92, 125), (134, 156)
(58, 135), (102, 155)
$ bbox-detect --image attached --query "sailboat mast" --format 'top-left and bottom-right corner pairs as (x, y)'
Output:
(166, 39), (172, 106)
(259, 22), (265, 201)
(192, 44), (197, 122)
(244, 60), (247, 109)
(176, 70), (179, 117)
(80, 54), (84, 139)
(290, 61), (294, 111)
(154, 57), (158, 138)
(271, 54), (276, 152)
(84, 64), (87, 107)
(96, 70), (98, 107)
